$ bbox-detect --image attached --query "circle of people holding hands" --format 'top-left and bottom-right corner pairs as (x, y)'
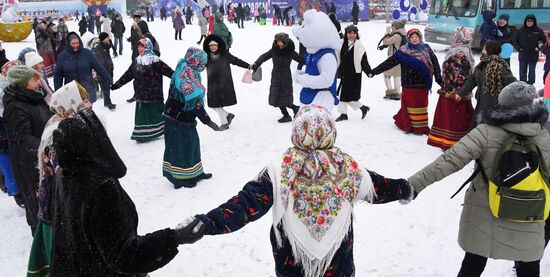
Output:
(1, 7), (550, 277)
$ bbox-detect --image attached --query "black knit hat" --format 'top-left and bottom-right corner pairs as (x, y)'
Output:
(98, 32), (109, 42)
(344, 25), (358, 34)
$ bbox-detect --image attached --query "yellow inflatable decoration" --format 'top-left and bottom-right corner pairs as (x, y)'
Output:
(0, 21), (33, 42)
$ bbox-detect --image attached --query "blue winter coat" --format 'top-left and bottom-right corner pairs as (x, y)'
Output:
(480, 10), (498, 43)
(54, 32), (112, 103)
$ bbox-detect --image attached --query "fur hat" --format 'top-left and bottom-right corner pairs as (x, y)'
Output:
(24, 52), (44, 68)
(391, 19), (406, 30)
(407, 28), (423, 40)
(208, 40), (219, 46)
(274, 32), (290, 44)
(17, 47), (36, 63)
(7, 65), (39, 88)
(498, 81), (538, 108)
(98, 32), (110, 42)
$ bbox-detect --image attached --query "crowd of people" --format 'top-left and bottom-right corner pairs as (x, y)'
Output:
(1, 4), (550, 277)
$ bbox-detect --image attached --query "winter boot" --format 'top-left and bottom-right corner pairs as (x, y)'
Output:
(360, 106), (370, 119)
(389, 93), (401, 100)
(0, 173), (6, 193)
(290, 105), (300, 117)
(219, 123), (229, 131)
(383, 89), (393, 99)
(14, 194), (25, 208)
(201, 173), (213, 180)
(126, 97), (136, 103)
(278, 115), (292, 123)
(226, 113), (235, 125)
(335, 114), (348, 122)
(175, 182), (197, 189)
(106, 103), (117, 110)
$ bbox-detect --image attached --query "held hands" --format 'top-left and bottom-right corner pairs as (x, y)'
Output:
(110, 83), (120, 91)
(206, 121), (220, 131)
(174, 216), (205, 245)
(399, 180), (416, 205)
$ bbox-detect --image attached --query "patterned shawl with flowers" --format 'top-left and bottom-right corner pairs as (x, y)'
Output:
(170, 47), (208, 111)
(396, 42), (435, 89)
(271, 105), (364, 277)
(135, 38), (160, 66)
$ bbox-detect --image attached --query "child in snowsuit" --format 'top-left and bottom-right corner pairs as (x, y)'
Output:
(480, 10), (498, 46)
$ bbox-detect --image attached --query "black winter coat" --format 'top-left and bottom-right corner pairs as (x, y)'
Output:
(54, 32), (112, 102)
(254, 39), (304, 107)
(2, 85), (52, 229)
(51, 110), (179, 276)
(541, 43), (550, 72)
(94, 41), (114, 73)
(497, 24), (517, 44)
(0, 49), (8, 69)
(458, 58), (517, 126)
(513, 15), (547, 62)
(78, 18), (88, 35)
(338, 40), (371, 102)
(203, 35), (249, 108)
(113, 59), (173, 102)
(111, 19), (126, 37)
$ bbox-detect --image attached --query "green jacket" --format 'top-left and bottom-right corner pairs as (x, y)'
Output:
(409, 102), (550, 261)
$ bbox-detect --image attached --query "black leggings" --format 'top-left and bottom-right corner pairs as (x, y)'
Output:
(458, 252), (540, 277)
(175, 30), (182, 40)
(279, 105), (299, 117)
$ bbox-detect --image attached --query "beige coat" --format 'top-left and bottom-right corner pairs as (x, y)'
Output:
(409, 104), (550, 262)
(381, 29), (406, 77)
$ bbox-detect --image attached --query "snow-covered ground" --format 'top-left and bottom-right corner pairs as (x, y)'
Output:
(1, 16), (549, 276)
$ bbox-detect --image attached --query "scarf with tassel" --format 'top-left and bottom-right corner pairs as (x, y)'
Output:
(271, 105), (365, 277)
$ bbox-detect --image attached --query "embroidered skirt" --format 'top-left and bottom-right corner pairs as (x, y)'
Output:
(393, 87), (430, 134)
(162, 119), (206, 188)
(428, 95), (474, 150)
(27, 221), (53, 277)
(40, 53), (56, 78)
(131, 102), (165, 141)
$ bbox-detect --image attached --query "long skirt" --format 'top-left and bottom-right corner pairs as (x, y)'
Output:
(40, 52), (56, 78)
(393, 87), (430, 134)
(162, 119), (206, 188)
(27, 221), (52, 277)
(428, 95), (474, 150)
(131, 102), (165, 141)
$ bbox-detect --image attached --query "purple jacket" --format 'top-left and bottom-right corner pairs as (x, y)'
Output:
(173, 12), (185, 30)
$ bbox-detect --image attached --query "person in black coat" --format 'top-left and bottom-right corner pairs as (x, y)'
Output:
(328, 13), (342, 38)
(351, 1), (359, 25)
(3, 65), (53, 233)
(111, 14), (126, 56)
(50, 109), (204, 276)
(160, 6), (167, 21)
(336, 25), (371, 122)
(496, 13), (517, 65)
(513, 14), (547, 85)
(541, 33), (550, 84)
(203, 34), (249, 130)
(88, 15), (95, 34)
(0, 43), (8, 69)
(251, 33), (304, 123)
(54, 32), (112, 104)
(78, 16), (88, 36)
(94, 33), (116, 110)
(235, 3), (245, 28)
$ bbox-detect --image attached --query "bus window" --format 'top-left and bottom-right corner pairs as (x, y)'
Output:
(501, 0), (550, 8)
(446, 0), (480, 16)
(430, 0), (450, 14)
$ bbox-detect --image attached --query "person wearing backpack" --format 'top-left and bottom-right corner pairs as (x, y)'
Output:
(378, 19), (406, 100)
(408, 81), (550, 277)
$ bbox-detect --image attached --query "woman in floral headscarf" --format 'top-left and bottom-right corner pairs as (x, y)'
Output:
(427, 27), (475, 150)
(111, 38), (174, 142)
(370, 29), (443, 135)
(174, 105), (413, 277)
(27, 80), (91, 277)
(163, 47), (220, 189)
